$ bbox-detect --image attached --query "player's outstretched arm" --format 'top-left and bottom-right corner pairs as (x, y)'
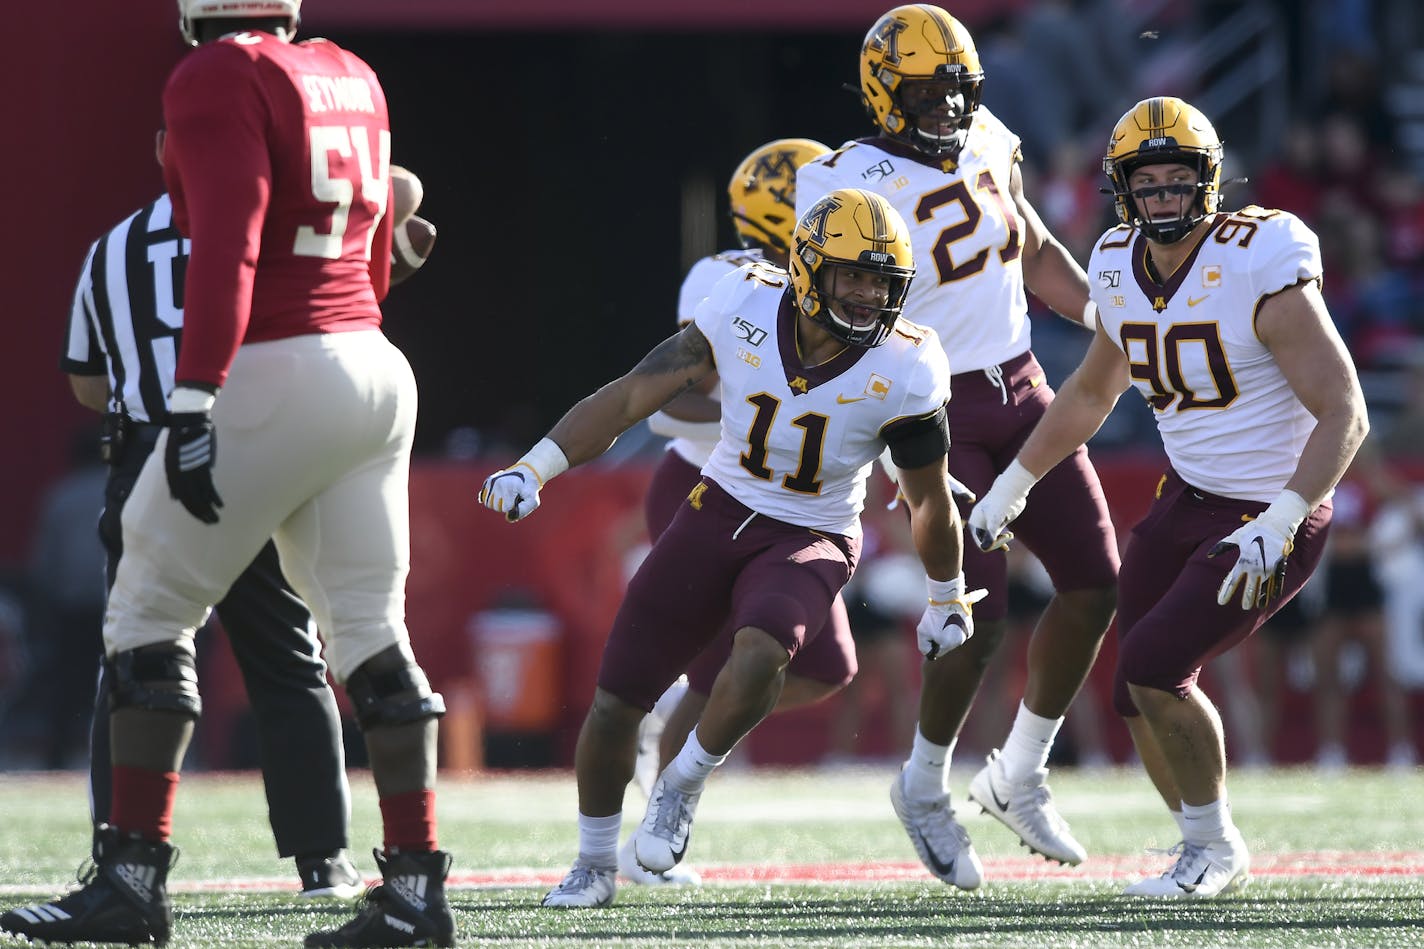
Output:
(968, 329), (1129, 551)
(479, 324), (715, 522)
(899, 458), (985, 659)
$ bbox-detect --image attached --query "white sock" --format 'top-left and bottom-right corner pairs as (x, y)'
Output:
(1181, 797), (1234, 846)
(577, 812), (622, 869)
(997, 701), (1063, 782)
(663, 727), (727, 794)
(902, 727), (955, 801)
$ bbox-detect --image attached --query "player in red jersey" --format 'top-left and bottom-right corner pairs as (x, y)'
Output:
(0, 3), (454, 947)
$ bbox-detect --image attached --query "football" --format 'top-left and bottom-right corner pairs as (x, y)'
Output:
(391, 214), (437, 286)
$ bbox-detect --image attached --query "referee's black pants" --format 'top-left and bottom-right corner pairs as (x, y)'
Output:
(89, 424), (349, 858)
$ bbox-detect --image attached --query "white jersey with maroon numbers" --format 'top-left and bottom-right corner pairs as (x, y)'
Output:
(796, 106), (1028, 374)
(1089, 207), (1323, 502)
(695, 261), (950, 536)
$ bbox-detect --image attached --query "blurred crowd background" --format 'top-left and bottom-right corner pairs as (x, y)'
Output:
(3, 0), (1424, 776)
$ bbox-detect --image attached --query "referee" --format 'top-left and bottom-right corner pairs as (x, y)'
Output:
(61, 172), (363, 895)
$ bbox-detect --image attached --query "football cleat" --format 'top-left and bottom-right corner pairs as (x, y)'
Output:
(304, 849), (455, 947)
(632, 775), (701, 874)
(298, 849), (365, 900)
(889, 769), (983, 890)
(1122, 834), (1250, 898)
(0, 825), (176, 946)
(967, 749), (1086, 865)
(541, 861), (617, 908)
(617, 837), (702, 887)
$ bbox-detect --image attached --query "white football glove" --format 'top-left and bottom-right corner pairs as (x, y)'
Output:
(966, 459), (1039, 552)
(479, 465), (542, 522)
(917, 575), (989, 660)
(1210, 490), (1310, 610)
(477, 437), (570, 523)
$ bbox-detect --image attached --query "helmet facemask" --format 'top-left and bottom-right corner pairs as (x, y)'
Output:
(893, 72), (983, 158)
(1115, 156), (1213, 244)
(807, 260), (912, 348)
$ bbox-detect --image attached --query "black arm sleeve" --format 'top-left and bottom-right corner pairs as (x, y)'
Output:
(881, 405), (950, 469)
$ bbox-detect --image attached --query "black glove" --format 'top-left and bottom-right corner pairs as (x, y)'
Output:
(165, 409), (223, 524)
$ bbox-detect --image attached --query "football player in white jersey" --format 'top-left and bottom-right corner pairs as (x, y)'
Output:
(797, 4), (1118, 885)
(480, 188), (981, 908)
(969, 96), (1367, 898)
(630, 138), (875, 886)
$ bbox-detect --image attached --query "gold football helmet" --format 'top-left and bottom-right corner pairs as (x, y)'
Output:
(790, 188), (915, 348)
(1103, 96), (1224, 244)
(860, 4), (984, 158)
(728, 138), (832, 256)
(178, 0), (301, 46)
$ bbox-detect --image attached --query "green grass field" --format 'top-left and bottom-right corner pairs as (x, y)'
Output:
(1, 765), (1422, 947)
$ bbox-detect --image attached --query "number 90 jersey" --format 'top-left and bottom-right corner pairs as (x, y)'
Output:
(695, 261), (951, 537)
(795, 107), (1028, 375)
(1089, 207), (1323, 502)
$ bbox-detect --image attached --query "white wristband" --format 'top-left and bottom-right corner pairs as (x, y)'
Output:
(1080, 301), (1098, 332)
(927, 574), (966, 604)
(170, 386), (217, 414)
(515, 437), (570, 486)
(999, 458), (1041, 496)
(1260, 489), (1310, 534)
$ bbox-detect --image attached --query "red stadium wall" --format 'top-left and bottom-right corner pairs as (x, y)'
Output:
(191, 456), (1424, 772)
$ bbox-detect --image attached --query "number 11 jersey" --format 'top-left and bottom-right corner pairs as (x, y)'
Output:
(695, 261), (951, 537)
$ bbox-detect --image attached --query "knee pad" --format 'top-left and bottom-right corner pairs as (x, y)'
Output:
(107, 643), (202, 720)
(347, 649), (446, 731)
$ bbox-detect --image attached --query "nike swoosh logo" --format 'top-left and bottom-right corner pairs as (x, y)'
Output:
(1251, 536), (1268, 563)
(912, 829), (959, 878)
(836, 395), (867, 404)
(1187, 295), (1210, 307)
(1177, 868), (1209, 892)
(988, 779), (1010, 812)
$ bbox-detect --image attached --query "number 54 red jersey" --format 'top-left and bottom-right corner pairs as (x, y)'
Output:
(162, 32), (393, 388)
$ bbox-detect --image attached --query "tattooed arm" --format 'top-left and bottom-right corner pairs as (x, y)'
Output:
(546, 323), (716, 467)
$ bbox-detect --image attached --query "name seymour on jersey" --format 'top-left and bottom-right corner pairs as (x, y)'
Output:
(302, 74), (376, 114)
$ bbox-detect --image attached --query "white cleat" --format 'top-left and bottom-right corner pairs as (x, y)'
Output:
(632, 775), (701, 874)
(541, 860), (617, 908)
(889, 769), (983, 890)
(967, 749), (1087, 865)
(617, 838), (702, 887)
(1122, 835), (1250, 899)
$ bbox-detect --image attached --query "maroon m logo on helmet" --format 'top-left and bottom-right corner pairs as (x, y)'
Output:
(870, 16), (908, 65)
(801, 194), (841, 247)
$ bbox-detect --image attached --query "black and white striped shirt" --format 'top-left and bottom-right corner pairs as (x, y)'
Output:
(62, 194), (188, 425)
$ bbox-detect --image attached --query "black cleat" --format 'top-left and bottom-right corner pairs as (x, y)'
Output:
(0, 825), (176, 946)
(305, 849), (455, 947)
(299, 849), (365, 900)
